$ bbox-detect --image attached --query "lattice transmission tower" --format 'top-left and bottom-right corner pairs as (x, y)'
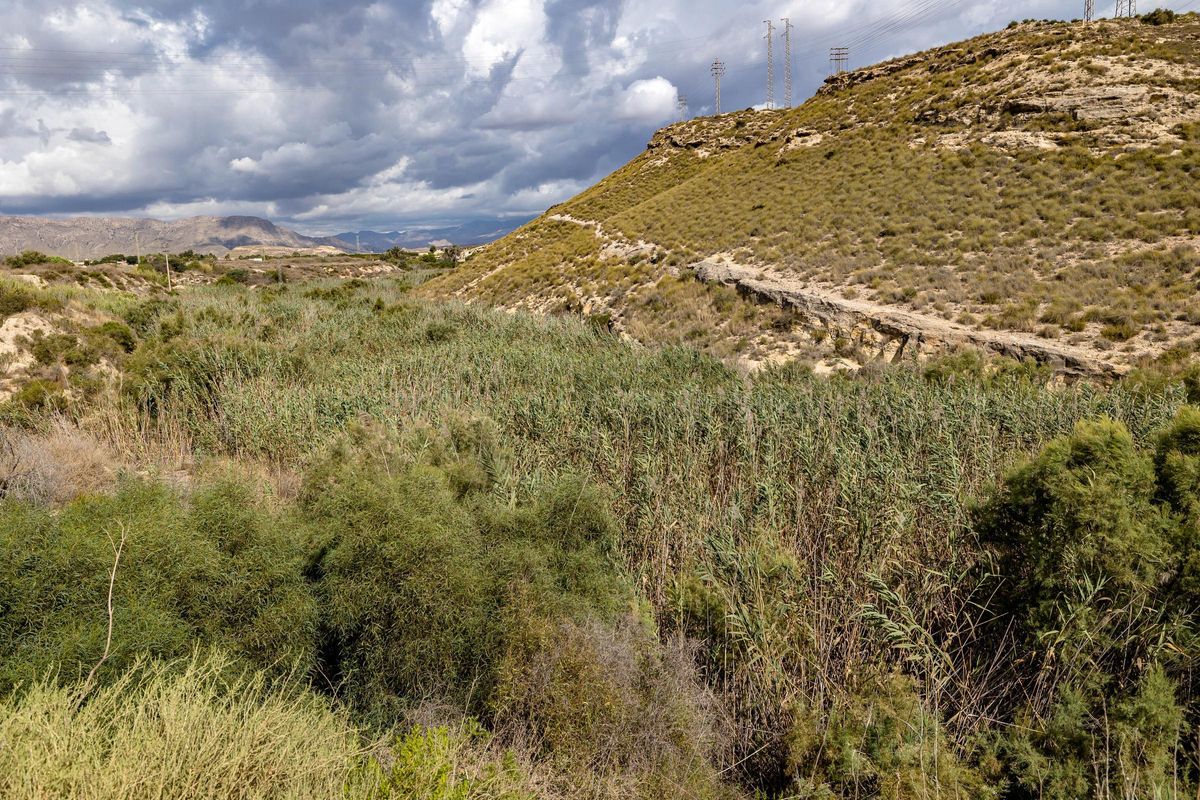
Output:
(781, 18), (794, 107)
(1085, 0), (1095, 21)
(711, 58), (726, 114)
(1114, 0), (1136, 16)
(829, 46), (849, 74)
(763, 20), (775, 109)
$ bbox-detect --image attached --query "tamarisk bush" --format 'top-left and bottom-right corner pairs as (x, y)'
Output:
(977, 410), (1200, 798)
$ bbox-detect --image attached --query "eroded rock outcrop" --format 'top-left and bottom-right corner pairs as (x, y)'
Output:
(694, 259), (1126, 379)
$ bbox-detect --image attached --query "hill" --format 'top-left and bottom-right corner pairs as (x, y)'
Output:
(424, 14), (1200, 376)
(0, 214), (350, 259)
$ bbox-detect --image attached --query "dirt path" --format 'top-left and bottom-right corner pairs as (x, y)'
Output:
(694, 258), (1127, 379)
(544, 213), (1128, 379)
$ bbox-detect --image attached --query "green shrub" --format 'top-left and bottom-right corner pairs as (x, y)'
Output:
(30, 331), (86, 367)
(922, 350), (986, 383)
(4, 250), (71, 268)
(86, 253), (128, 265)
(976, 411), (1200, 798)
(217, 267), (251, 285)
(121, 298), (178, 336)
(1002, 668), (1185, 800)
(1154, 406), (1200, 516)
(786, 674), (992, 799)
(91, 320), (137, 353)
(1185, 364), (1200, 404)
(424, 321), (457, 343)
(0, 476), (317, 690)
(307, 424), (627, 721)
(1154, 407), (1200, 608)
(313, 459), (493, 717)
(2, 378), (67, 416)
(1139, 7), (1177, 24)
(0, 282), (34, 319)
(978, 417), (1168, 623)
(1101, 319), (1140, 341)
(371, 721), (536, 799)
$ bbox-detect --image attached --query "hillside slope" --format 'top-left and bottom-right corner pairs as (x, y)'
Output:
(424, 15), (1200, 376)
(0, 215), (349, 258)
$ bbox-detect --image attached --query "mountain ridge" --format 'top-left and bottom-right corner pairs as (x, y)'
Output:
(0, 214), (349, 259)
(0, 213), (532, 260)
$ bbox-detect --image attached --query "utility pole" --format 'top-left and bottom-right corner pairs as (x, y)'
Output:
(830, 46), (849, 75)
(165, 251), (172, 292)
(356, 233), (361, 254)
(676, 93), (688, 121)
(763, 20), (776, 109)
(135, 233), (140, 266)
(781, 18), (794, 107)
(711, 58), (726, 114)
(1084, 0), (1095, 21)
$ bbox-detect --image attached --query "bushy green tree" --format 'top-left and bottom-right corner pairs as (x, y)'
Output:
(976, 411), (1200, 798)
(304, 421), (628, 721)
(979, 418), (1171, 629)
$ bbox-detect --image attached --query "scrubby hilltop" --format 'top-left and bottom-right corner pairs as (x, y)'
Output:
(426, 14), (1200, 376)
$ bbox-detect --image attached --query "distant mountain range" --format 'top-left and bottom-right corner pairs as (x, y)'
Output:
(0, 215), (345, 260)
(0, 214), (533, 260)
(332, 216), (535, 252)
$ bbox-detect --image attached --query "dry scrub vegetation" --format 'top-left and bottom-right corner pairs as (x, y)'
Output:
(0, 271), (1199, 798)
(4, 14), (1200, 800)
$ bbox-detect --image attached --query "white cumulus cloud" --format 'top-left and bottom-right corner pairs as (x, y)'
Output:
(616, 77), (678, 122)
(462, 0), (548, 77)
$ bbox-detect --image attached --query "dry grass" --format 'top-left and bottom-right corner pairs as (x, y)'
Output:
(0, 418), (119, 504)
(0, 654), (378, 800)
(493, 616), (734, 799)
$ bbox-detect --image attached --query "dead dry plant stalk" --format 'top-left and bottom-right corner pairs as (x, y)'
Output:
(83, 521), (127, 691)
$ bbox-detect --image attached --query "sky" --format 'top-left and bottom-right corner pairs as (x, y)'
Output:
(0, 0), (1192, 234)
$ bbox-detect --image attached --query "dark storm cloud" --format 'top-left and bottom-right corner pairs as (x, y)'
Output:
(0, 0), (1128, 232)
(0, 2), (163, 89)
(402, 136), (524, 188)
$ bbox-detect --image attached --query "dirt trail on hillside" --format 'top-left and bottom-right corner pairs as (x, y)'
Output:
(694, 258), (1127, 379)
(541, 214), (1127, 379)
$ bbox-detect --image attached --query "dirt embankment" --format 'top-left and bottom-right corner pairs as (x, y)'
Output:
(540, 214), (1128, 378)
(693, 258), (1127, 379)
